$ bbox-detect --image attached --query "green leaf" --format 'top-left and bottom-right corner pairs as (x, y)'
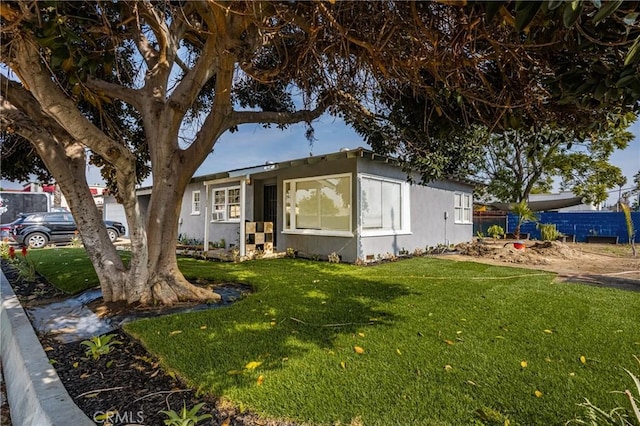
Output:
(547, 0), (564, 11)
(563, 0), (583, 28)
(515, 1), (542, 31)
(485, 2), (503, 22)
(616, 74), (637, 88)
(624, 36), (640, 67)
(592, 0), (622, 24)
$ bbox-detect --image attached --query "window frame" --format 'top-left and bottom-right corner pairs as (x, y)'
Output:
(454, 192), (473, 224)
(191, 190), (201, 215)
(211, 186), (241, 223)
(283, 173), (353, 237)
(359, 174), (411, 237)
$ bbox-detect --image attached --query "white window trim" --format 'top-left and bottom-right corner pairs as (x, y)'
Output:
(283, 172), (353, 237)
(359, 174), (411, 237)
(211, 186), (241, 223)
(454, 192), (473, 224)
(191, 190), (201, 215)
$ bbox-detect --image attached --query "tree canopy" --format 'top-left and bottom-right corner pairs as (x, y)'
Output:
(471, 120), (634, 205)
(1, 0), (639, 305)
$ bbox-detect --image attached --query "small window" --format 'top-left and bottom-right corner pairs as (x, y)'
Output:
(212, 186), (241, 222)
(454, 193), (472, 224)
(191, 191), (201, 215)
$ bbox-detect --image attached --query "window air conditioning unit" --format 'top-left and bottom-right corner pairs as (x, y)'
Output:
(212, 211), (225, 221)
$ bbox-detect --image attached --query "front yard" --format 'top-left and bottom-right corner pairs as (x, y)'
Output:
(20, 249), (640, 424)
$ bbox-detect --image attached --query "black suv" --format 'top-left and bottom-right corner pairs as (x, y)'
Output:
(10, 212), (126, 248)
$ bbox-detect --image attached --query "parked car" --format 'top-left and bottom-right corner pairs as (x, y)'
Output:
(9, 212), (126, 248)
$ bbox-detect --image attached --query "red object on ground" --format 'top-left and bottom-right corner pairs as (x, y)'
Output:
(513, 242), (526, 250)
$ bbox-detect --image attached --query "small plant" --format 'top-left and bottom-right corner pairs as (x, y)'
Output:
(399, 247), (409, 256)
(0, 240), (11, 260)
(80, 333), (122, 360)
(412, 247), (424, 257)
(310, 253), (321, 261)
(285, 247), (296, 258)
(70, 230), (82, 248)
(328, 252), (341, 263)
(231, 248), (240, 262)
(161, 402), (212, 426)
(510, 200), (537, 240)
(569, 355), (640, 425)
(538, 223), (562, 242)
(476, 231), (485, 240)
(487, 224), (505, 241)
(13, 254), (37, 283)
(383, 252), (398, 262)
(621, 202), (637, 257)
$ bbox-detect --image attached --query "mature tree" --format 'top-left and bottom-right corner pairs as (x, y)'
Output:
(471, 121), (634, 204)
(1, 1), (639, 305)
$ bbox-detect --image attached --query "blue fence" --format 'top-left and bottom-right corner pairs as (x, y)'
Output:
(507, 211), (640, 243)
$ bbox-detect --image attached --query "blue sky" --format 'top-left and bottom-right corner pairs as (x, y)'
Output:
(3, 114), (639, 205)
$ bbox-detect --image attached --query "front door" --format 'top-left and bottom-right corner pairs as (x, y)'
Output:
(263, 185), (277, 246)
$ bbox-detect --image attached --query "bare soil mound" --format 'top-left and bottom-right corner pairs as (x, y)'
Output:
(456, 240), (580, 266)
(452, 240), (640, 292)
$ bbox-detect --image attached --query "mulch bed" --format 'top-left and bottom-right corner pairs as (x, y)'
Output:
(1, 260), (296, 426)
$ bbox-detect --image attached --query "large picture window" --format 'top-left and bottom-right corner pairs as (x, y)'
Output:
(360, 175), (410, 235)
(283, 173), (352, 236)
(212, 186), (241, 222)
(454, 193), (472, 224)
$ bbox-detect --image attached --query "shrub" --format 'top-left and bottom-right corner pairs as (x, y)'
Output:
(538, 223), (562, 242)
(13, 254), (37, 283)
(328, 252), (341, 263)
(487, 225), (505, 240)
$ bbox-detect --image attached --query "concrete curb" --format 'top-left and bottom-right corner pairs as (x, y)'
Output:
(0, 271), (94, 426)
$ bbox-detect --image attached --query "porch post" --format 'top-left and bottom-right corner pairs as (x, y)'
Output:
(203, 183), (210, 253)
(240, 177), (247, 257)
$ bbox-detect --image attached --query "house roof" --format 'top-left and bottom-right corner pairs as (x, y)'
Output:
(191, 147), (397, 184)
(136, 147), (474, 192)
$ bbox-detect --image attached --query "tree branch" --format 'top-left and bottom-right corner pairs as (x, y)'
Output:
(9, 37), (135, 171)
(229, 103), (328, 128)
(85, 78), (142, 110)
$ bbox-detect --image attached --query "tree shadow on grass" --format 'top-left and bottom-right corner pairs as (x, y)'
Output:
(125, 258), (414, 397)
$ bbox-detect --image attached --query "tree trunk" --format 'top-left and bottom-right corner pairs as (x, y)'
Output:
(1, 78), (219, 306)
(126, 145), (221, 305)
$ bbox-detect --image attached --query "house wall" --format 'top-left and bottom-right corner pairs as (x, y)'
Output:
(178, 181), (207, 243)
(178, 180), (253, 248)
(356, 161), (473, 260)
(273, 157), (359, 262)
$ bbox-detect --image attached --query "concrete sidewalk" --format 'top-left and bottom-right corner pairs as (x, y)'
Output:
(0, 270), (93, 425)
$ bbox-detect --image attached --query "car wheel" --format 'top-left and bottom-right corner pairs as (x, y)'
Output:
(107, 228), (118, 242)
(26, 232), (48, 249)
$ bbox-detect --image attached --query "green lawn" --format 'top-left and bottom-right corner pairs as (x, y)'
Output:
(29, 248), (640, 425)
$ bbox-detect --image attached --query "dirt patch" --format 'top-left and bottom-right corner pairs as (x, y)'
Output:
(451, 240), (640, 291)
